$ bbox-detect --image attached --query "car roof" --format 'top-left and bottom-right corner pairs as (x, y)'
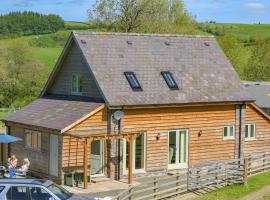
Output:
(0, 179), (53, 186)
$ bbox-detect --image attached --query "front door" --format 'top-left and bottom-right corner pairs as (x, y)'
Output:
(91, 140), (104, 175)
(168, 129), (188, 169)
(50, 134), (59, 177)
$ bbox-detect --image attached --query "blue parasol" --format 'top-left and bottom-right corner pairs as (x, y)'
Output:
(0, 132), (22, 144)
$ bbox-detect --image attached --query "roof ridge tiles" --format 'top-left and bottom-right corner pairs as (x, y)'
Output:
(73, 31), (215, 38)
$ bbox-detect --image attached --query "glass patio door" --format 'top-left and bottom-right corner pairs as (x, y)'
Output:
(123, 133), (146, 174)
(168, 129), (188, 169)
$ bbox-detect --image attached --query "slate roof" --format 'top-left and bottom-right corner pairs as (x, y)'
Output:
(3, 98), (103, 132)
(73, 32), (253, 106)
(244, 83), (270, 108)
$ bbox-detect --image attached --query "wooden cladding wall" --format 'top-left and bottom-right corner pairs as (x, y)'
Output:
(62, 108), (108, 172)
(9, 126), (50, 175)
(244, 104), (270, 156)
(47, 42), (102, 98)
(123, 105), (237, 172)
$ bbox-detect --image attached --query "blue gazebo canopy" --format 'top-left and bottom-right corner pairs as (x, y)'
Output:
(0, 133), (22, 144)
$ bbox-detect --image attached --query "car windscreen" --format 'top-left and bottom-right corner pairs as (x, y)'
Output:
(47, 183), (72, 200)
(0, 186), (5, 193)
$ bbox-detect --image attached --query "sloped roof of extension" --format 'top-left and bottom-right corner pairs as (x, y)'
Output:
(244, 82), (270, 108)
(69, 32), (253, 107)
(3, 98), (104, 132)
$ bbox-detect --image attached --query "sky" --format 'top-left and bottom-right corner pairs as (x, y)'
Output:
(0, 0), (269, 24)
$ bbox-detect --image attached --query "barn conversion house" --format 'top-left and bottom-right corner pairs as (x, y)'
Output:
(3, 32), (270, 189)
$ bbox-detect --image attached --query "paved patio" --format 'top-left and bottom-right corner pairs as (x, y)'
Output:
(62, 179), (141, 198)
(62, 171), (187, 198)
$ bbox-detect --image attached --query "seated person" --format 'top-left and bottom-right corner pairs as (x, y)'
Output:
(6, 154), (17, 169)
(4, 169), (10, 178)
(16, 158), (30, 176)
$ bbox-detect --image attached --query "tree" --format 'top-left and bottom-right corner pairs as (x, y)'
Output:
(0, 11), (64, 37)
(217, 35), (250, 77)
(88, 0), (196, 34)
(47, 14), (65, 32)
(243, 38), (270, 81)
(0, 40), (49, 107)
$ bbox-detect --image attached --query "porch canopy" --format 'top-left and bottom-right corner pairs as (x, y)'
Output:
(64, 129), (142, 189)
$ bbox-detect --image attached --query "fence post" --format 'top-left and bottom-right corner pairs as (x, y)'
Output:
(225, 163), (228, 186)
(176, 174), (180, 193)
(153, 177), (158, 199)
(196, 169), (200, 189)
(128, 187), (133, 200)
(244, 158), (248, 187)
(263, 153), (266, 171)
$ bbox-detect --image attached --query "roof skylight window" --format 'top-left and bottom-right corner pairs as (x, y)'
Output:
(161, 71), (179, 90)
(124, 72), (142, 91)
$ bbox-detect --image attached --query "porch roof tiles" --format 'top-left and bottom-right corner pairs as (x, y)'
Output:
(3, 98), (103, 132)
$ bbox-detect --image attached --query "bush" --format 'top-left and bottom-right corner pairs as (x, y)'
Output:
(29, 31), (70, 48)
(65, 21), (92, 30)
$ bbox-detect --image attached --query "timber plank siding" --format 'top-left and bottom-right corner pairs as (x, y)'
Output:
(47, 42), (102, 98)
(123, 105), (237, 172)
(63, 105), (238, 175)
(244, 104), (270, 155)
(62, 108), (108, 175)
(8, 126), (53, 177)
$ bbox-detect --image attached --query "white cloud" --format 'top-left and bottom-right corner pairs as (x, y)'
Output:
(243, 2), (266, 10)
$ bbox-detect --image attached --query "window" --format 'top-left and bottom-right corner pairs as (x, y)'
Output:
(29, 187), (55, 200)
(161, 71), (178, 90)
(124, 72), (142, 91)
(224, 125), (235, 139)
(245, 124), (256, 140)
(25, 130), (42, 150)
(71, 74), (82, 95)
(6, 186), (28, 200)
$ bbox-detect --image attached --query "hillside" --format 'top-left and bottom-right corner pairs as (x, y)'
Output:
(0, 21), (269, 114)
(5, 22), (270, 70)
(197, 23), (270, 41)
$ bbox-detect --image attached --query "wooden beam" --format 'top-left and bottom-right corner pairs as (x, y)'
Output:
(83, 138), (89, 189)
(128, 136), (134, 184)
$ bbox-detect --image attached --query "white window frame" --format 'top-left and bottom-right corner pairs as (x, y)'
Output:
(223, 125), (235, 140)
(123, 132), (146, 175)
(25, 130), (42, 151)
(71, 74), (82, 95)
(245, 124), (256, 140)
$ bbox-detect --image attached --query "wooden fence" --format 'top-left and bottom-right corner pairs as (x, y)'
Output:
(188, 158), (245, 191)
(112, 173), (188, 200)
(112, 154), (270, 200)
(247, 153), (270, 176)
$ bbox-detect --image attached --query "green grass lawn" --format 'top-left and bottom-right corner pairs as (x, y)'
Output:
(33, 47), (63, 69)
(198, 172), (270, 200)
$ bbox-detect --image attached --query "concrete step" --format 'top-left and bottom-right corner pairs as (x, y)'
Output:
(91, 176), (111, 183)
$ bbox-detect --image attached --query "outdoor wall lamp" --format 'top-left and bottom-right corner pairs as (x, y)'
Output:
(198, 129), (202, 137)
(156, 133), (161, 141)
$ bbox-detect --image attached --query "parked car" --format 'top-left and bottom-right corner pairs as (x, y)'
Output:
(0, 179), (97, 200)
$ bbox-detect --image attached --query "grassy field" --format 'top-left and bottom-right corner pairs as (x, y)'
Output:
(225, 23), (270, 39)
(198, 23), (270, 39)
(33, 47), (63, 69)
(197, 172), (270, 200)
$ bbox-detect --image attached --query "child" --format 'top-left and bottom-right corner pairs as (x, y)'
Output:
(6, 154), (17, 169)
